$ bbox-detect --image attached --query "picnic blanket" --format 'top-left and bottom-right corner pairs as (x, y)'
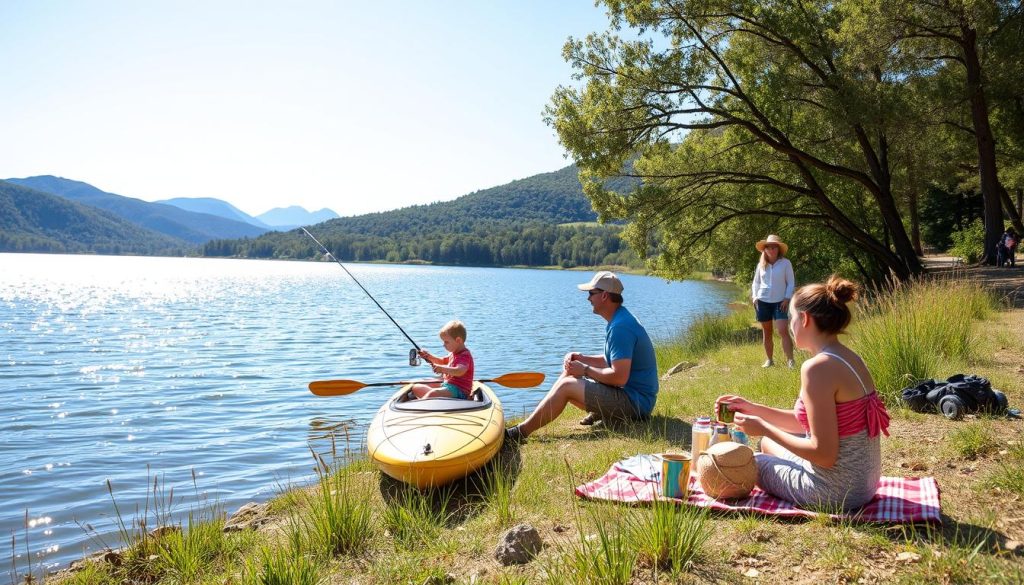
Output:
(576, 455), (941, 523)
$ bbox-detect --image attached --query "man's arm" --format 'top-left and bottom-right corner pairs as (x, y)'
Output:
(573, 356), (626, 389)
(565, 352), (609, 368)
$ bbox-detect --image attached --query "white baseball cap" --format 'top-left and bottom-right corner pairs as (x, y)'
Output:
(577, 271), (624, 294)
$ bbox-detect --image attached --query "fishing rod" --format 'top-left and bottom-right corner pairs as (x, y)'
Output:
(302, 228), (423, 364)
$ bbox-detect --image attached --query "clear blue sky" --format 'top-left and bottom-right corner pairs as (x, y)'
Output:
(0, 1), (612, 217)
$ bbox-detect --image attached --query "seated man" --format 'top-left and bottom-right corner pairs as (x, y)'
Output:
(505, 271), (658, 442)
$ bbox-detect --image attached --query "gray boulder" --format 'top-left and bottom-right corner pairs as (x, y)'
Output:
(494, 523), (542, 565)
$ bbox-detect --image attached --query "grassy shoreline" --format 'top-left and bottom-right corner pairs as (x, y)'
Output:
(35, 277), (1024, 584)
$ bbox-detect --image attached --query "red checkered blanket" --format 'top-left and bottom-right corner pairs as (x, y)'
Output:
(575, 463), (941, 523)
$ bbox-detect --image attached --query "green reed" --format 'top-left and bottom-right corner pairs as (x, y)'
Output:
(383, 486), (454, 549)
(626, 498), (709, 574)
(851, 277), (994, 403)
(298, 438), (374, 560)
(546, 507), (637, 585)
(481, 463), (518, 529)
(242, 542), (323, 585)
(155, 514), (229, 583)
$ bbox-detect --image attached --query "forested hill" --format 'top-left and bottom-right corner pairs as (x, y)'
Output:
(7, 176), (269, 243)
(0, 180), (188, 255)
(323, 164), (613, 237)
(201, 165), (643, 268)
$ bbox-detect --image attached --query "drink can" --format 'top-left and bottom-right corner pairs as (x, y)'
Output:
(716, 402), (735, 423)
(660, 453), (691, 499)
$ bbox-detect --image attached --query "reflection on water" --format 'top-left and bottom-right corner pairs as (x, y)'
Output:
(0, 253), (734, 572)
(307, 416), (362, 450)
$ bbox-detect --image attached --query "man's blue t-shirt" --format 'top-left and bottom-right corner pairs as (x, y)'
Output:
(604, 306), (659, 416)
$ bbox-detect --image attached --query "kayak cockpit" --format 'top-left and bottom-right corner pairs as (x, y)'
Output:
(390, 388), (491, 413)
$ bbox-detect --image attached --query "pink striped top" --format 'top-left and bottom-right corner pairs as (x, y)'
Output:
(793, 352), (891, 438)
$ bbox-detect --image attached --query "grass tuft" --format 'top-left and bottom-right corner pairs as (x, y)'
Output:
(383, 487), (454, 549)
(156, 515), (227, 582)
(852, 277), (994, 403)
(626, 498), (709, 574)
(242, 544), (323, 585)
(947, 423), (1000, 459)
(547, 509), (637, 585)
(302, 469), (374, 559)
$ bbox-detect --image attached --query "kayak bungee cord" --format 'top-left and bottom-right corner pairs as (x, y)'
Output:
(301, 228), (423, 364)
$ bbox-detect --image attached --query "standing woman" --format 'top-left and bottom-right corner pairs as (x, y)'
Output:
(751, 235), (795, 368)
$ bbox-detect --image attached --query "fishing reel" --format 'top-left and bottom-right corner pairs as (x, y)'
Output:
(409, 348), (422, 367)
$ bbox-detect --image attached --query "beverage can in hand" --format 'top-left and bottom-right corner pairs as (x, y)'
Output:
(716, 402), (735, 423)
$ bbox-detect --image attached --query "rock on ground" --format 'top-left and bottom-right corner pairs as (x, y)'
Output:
(494, 523), (543, 565)
(223, 501), (271, 532)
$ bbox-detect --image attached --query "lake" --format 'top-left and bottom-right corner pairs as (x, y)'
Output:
(0, 253), (734, 572)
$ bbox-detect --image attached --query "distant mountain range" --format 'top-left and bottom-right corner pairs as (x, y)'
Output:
(255, 206), (339, 230)
(1, 166), (638, 269)
(155, 198), (339, 231)
(6, 176), (268, 244)
(155, 196), (274, 229)
(0, 180), (188, 254)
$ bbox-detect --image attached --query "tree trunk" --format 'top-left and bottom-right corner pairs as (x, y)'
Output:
(1000, 184), (1024, 233)
(908, 184), (923, 256)
(962, 28), (1005, 265)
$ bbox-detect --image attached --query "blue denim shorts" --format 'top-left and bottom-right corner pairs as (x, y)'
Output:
(754, 300), (789, 323)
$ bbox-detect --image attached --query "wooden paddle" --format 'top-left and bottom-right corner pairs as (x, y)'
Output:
(308, 371), (546, 396)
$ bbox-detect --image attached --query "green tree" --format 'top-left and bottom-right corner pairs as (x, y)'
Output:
(889, 0), (1023, 262)
(546, 0), (980, 282)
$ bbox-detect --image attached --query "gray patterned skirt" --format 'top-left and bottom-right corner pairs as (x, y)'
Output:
(754, 430), (881, 512)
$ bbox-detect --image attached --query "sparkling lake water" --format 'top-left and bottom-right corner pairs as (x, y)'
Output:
(0, 253), (733, 572)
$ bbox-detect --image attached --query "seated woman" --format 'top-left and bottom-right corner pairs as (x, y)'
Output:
(715, 276), (890, 511)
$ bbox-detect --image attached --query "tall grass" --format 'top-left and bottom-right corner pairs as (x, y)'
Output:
(302, 468), (374, 558)
(657, 309), (754, 367)
(851, 277), (994, 403)
(156, 514), (227, 582)
(546, 509), (637, 585)
(383, 487), (454, 549)
(626, 498), (709, 574)
(242, 543), (323, 585)
(481, 463), (517, 528)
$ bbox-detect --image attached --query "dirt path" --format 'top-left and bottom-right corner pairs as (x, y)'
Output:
(923, 254), (1024, 307)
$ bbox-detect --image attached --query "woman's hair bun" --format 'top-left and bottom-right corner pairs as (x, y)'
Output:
(824, 275), (859, 304)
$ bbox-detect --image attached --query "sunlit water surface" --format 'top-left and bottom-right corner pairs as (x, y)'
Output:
(0, 253), (734, 571)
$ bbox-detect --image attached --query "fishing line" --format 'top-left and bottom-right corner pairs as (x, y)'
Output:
(302, 228), (422, 357)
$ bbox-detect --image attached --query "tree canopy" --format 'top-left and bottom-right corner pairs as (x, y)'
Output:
(548, 0), (1023, 283)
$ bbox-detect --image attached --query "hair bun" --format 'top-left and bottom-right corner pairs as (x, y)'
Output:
(825, 276), (858, 304)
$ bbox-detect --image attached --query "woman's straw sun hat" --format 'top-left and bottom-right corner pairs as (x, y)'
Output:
(755, 234), (788, 255)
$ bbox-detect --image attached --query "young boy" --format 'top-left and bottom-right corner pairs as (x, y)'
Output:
(410, 320), (475, 399)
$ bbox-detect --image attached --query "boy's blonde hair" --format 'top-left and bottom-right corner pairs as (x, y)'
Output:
(440, 320), (467, 341)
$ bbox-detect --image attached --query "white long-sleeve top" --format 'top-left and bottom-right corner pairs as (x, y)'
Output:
(751, 257), (795, 303)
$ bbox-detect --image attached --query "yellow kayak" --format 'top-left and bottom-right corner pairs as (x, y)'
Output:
(366, 381), (505, 488)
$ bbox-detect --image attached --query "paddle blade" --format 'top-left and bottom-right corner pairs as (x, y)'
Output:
(308, 379), (367, 396)
(488, 372), (546, 388)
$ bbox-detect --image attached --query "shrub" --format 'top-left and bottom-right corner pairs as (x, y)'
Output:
(948, 220), (985, 263)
